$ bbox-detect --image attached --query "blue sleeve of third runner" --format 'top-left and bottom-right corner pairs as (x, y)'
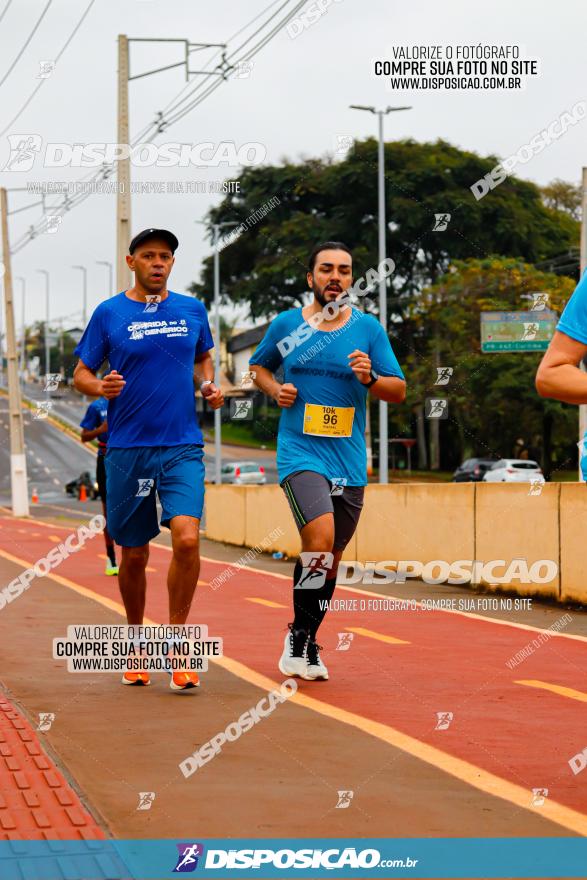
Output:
(74, 306), (109, 371)
(249, 318), (285, 373)
(368, 318), (405, 379)
(558, 272), (587, 345)
(79, 403), (99, 431)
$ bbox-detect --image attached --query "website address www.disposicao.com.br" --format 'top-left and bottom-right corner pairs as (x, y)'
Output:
(199, 847), (418, 870)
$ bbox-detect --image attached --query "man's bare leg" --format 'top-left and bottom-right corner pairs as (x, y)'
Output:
(167, 515), (200, 624)
(118, 544), (149, 624)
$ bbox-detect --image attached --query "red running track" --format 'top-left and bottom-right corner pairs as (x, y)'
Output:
(1, 514), (587, 823)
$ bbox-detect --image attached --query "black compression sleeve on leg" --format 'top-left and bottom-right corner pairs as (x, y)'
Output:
(292, 559), (311, 633)
(308, 576), (337, 639)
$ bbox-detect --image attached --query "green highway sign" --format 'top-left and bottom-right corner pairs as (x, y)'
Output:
(480, 309), (557, 353)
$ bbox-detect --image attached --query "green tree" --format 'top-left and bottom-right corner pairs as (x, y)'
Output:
(26, 323), (79, 378)
(189, 138), (578, 321)
(398, 257), (577, 475)
(541, 178), (582, 221)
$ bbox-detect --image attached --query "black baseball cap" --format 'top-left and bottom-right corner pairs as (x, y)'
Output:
(129, 228), (179, 254)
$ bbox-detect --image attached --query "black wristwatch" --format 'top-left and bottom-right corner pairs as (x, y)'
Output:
(365, 370), (379, 388)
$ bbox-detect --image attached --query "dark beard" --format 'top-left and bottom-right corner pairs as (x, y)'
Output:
(314, 283), (343, 309)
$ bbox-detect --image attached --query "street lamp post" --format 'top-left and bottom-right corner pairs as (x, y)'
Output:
(72, 264), (88, 326)
(195, 220), (239, 484)
(349, 103), (412, 484)
(36, 269), (50, 385)
(96, 260), (114, 298)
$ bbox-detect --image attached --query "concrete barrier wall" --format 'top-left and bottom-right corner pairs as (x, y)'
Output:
(204, 481), (585, 604)
(356, 484), (475, 564)
(204, 485), (247, 547)
(560, 484), (587, 604)
(474, 483), (560, 598)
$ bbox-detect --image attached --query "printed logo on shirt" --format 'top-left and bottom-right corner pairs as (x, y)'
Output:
(127, 320), (189, 341)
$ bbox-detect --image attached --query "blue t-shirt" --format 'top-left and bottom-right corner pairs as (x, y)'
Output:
(80, 397), (109, 453)
(74, 291), (214, 448)
(250, 307), (404, 486)
(558, 271), (587, 344)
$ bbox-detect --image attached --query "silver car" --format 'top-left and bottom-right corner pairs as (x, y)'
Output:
(483, 459), (545, 483)
(221, 461), (266, 485)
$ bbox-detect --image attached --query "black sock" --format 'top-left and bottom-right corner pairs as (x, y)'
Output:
(292, 558), (337, 638)
(292, 559), (310, 633)
(107, 545), (117, 567)
(309, 576), (337, 639)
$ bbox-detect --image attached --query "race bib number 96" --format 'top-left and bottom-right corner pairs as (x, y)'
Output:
(303, 404), (355, 438)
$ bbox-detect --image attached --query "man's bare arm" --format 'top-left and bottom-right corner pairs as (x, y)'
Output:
(250, 364), (297, 407)
(81, 422), (107, 443)
(369, 375), (406, 403)
(535, 331), (587, 404)
(73, 361), (126, 399)
(194, 350), (224, 410)
(194, 351), (214, 385)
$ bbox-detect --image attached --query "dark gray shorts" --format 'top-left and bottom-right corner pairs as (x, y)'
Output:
(281, 470), (365, 550)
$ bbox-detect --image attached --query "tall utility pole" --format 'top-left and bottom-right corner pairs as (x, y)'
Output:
(212, 225), (222, 485)
(37, 269), (50, 381)
(1, 188), (29, 516)
(116, 34), (228, 295)
(579, 166), (587, 480)
(117, 34), (132, 294)
(97, 260), (113, 297)
(72, 264), (88, 326)
(350, 104), (411, 483)
(16, 276), (25, 381)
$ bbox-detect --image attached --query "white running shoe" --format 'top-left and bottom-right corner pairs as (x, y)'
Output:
(303, 639), (329, 680)
(278, 624), (309, 678)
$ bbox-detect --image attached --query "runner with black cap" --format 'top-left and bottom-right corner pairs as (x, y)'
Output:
(73, 229), (224, 690)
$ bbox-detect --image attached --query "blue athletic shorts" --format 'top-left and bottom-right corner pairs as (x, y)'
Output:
(105, 444), (205, 547)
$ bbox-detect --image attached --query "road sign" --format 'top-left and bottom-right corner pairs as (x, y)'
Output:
(480, 310), (557, 352)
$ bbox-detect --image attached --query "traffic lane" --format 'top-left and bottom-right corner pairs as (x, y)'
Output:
(22, 409), (95, 507)
(0, 403), (95, 507)
(203, 444), (278, 484)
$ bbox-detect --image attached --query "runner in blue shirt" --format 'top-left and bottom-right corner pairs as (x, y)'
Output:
(536, 272), (587, 477)
(73, 228), (224, 690)
(250, 241), (406, 681)
(79, 395), (118, 575)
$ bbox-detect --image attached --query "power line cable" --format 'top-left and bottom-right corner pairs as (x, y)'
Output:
(0, 0), (13, 25)
(0, 0), (54, 90)
(0, 0), (97, 138)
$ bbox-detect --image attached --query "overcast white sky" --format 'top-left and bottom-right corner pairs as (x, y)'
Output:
(0, 0), (585, 331)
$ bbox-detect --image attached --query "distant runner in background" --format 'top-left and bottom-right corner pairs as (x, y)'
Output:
(80, 395), (118, 575)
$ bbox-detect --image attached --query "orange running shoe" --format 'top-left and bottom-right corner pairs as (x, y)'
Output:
(121, 669), (150, 686)
(170, 670), (200, 691)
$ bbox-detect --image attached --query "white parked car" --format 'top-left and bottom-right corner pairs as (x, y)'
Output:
(221, 461), (266, 485)
(483, 459), (545, 483)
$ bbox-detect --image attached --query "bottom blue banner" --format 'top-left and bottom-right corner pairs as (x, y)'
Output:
(0, 837), (583, 879)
